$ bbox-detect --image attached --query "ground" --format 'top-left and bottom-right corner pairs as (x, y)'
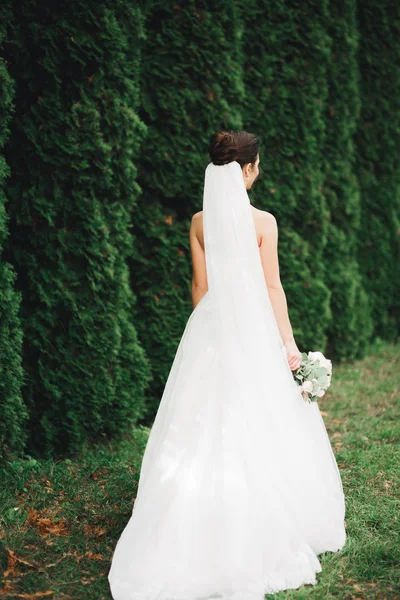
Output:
(0, 339), (399, 600)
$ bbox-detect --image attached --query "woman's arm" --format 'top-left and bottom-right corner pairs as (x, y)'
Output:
(189, 213), (208, 309)
(258, 213), (294, 342)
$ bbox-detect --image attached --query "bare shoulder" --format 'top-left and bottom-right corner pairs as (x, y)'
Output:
(190, 211), (202, 231)
(252, 208), (277, 232)
(253, 207), (276, 221)
(191, 210), (202, 222)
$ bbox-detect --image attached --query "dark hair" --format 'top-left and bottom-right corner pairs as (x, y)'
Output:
(208, 130), (260, 167)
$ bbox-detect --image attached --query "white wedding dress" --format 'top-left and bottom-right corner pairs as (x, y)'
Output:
(108, 161), (346, 600)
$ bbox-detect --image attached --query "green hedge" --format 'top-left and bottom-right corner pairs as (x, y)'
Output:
(132, 1), (246, 420)
(354, 0), (400, 341)
(322, 0), (373, 360)
(1, 0), (399, 449)
(3, 1), (151, 456)
(0, 0), (28, 460)
(242, 0), (333, 353)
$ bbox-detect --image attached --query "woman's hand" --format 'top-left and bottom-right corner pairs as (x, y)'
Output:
(284, 339), (302, 371)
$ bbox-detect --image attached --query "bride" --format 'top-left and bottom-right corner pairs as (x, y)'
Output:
(108, 130), (347, 600)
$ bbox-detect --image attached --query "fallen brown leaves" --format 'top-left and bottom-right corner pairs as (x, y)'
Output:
(27, 508), (69, 538)
(2, 592), (55, 598)
(0, 548), (53, 599)
(83, 523), (106, 538)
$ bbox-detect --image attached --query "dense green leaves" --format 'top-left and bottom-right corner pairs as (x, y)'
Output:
(0, 0), (398, 453)
(3, 1), (151, 456)
(321, 0), (373, 360)
(131, 1), (246, 420)
(243, 0), (333, 351)
(354, 0), (400, 341)
(0, 0), (28, 460)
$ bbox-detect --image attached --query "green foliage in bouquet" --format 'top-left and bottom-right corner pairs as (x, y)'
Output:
(293, 352), (332, 403)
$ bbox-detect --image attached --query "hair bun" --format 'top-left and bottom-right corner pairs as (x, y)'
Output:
(208, 130), (259, 168)
(208, 131), (237, 165)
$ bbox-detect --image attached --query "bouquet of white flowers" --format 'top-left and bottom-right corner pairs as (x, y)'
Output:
(293, 351), (332, 403)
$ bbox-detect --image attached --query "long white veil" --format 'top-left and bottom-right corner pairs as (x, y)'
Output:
(203, 160), (287, 381)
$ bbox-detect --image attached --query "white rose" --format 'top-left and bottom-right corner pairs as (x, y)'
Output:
(302, 380), (313, 393)
(320, 358), (332, 373)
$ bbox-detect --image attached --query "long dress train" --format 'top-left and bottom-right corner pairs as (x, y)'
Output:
(108, 161), (346, 600)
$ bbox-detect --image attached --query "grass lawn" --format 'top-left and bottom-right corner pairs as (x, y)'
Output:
(0, 339), (399, 599)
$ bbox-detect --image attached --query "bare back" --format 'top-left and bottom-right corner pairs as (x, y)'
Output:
(192, 206), (266, 251)
(190, 206), (282, 292)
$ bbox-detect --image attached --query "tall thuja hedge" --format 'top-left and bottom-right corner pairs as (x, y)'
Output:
(242, 0), (333, 354)
(321, 0), (373, 360)
(4, 1), (151, 456)
(133, 1), (245, 422)
(0, 1), (28, 459)
(354, 1), (400, 341)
